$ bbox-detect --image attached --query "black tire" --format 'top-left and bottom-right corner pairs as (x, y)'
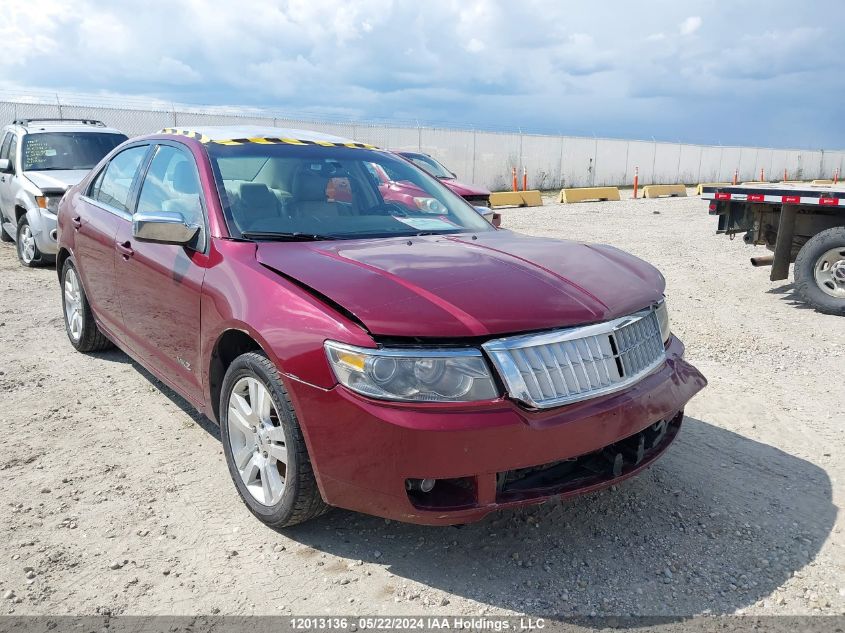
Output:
(0, 220), (12, 242)
(60, 258), (113, 352)
(16, 216), (44, 267)
(794, 227), (845, 316)
(220, 351), (329, 528)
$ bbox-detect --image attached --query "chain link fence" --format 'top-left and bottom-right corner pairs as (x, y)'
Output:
(2, 97), (841, 191)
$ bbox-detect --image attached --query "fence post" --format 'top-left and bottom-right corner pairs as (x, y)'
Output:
(55, 93), (63, 120)
(471, 129), (477, 183)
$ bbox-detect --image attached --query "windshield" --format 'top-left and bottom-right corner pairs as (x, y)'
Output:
(398, 152), (454, 179)
(207, 144), (493, 240)
(21, 132), (127, 171)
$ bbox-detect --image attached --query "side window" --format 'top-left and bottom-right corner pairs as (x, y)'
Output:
(95, 145), (148, 214)
(0, 133), (11, 160)
(88, 167), (106, 199)
(136, 145), (205, 246)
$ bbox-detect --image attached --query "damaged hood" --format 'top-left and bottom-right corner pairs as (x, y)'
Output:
(255, 231), (665, 338)
(441, 179), (491, 197)
(24, 170), (89, 192)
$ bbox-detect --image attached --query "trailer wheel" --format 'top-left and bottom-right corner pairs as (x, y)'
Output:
(794, 227), (845, 316)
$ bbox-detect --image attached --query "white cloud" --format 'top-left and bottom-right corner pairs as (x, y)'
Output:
(680, 16), (702, 36)
(0, 0), (841, 147)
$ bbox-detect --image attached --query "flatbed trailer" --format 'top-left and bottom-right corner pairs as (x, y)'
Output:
(702, 182), (845, 315)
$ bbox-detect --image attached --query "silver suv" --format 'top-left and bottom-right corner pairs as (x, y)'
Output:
(0, 119), (127, 266)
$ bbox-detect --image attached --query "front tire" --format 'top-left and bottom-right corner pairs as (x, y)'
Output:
(17, 216), (43, 267)
(61, 259), (113, 352)
(220, 352), (328, 528)
(0, 220), (12, 243)
(794, 227), (845, 316)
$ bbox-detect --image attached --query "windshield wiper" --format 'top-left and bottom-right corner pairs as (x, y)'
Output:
(240, 231), (336, 242)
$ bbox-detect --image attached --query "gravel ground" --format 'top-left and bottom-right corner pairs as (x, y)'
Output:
(0, 191), (842, 619)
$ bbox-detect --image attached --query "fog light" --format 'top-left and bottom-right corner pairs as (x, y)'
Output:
(406, 478), (436, 493)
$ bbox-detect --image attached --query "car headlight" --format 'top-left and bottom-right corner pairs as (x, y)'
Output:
(35, 195), (61, 215)
(413, 197), (447, 214)
(324, 341), (498, 403)
(655, 298), (671, 344)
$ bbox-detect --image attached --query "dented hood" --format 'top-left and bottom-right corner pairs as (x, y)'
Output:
(255, 231), (665, 338)
(24, 170), (89, 192)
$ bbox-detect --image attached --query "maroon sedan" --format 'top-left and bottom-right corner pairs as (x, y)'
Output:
(395, 151), (492, 207)
(56, 126), (706, 528)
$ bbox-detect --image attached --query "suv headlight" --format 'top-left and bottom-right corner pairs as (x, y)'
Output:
(35, 195), (61, 215)
(655, 297), (671, 344)
(324, 341), (498, 403)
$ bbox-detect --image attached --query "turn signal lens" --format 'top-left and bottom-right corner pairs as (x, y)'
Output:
(36, 196), (48, 209)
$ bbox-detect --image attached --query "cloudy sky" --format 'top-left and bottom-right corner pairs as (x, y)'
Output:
(2, 0), (842, 148)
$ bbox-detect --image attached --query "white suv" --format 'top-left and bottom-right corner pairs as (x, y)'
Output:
(0, 119), (127, 266)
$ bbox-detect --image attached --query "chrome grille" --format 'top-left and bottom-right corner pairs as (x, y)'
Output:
(483, 309), (666, 409)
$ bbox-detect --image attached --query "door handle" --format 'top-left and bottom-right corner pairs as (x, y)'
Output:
(71, 216), (82, 229)
(116, 240), (134, 259)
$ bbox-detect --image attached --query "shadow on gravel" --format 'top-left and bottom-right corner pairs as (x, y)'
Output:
(90, 348), (220, 440)
(282, 416), (834, 620)
(766, 282), (814, 311)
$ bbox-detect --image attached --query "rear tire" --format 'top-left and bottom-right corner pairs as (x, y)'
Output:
(0, 221), (12, 242)
(61, 259), (113, 352)
(220, 352), (329, 528)
(794, 227), (845, 316)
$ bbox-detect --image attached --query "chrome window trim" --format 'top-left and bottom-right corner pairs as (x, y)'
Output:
(482, 306), (666, 409)
(80, 195), (132, 221)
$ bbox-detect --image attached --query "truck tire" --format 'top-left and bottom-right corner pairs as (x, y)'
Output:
(794, 227), (845, 316)
(220, 351), (329, 528)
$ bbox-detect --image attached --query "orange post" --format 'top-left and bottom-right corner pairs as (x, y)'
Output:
(522, 167), (527, 192)
(732, 168), (738, 185)
(512, 167), (517, 192)
(835, 168), (840, 185)
(632, 166), (639, 199)
(760, 167), (765, 181)
(783, 168), (788, 181)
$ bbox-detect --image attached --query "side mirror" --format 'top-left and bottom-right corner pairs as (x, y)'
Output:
(0, 159), (12, 174)
(474, 205), (496, 225)
(133, 210), (199, 245)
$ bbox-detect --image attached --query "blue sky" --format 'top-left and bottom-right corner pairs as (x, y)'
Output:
(2, 0), (842, 148)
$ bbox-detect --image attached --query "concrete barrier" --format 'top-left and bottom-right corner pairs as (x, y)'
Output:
(696, 182), (732, 195)
(812, 179), (834, 186)
(642, 184), (687, 198)
(558, 187), (621, 203)
(489, 191), (544, 207)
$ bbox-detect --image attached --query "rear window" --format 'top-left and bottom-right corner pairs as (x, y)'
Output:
(22, 132), (127, 172)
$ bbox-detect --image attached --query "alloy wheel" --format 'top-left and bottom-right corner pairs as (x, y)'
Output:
(813, 247), (845, 299)
(227, 376), (288, 506)
(19, 224), (36, 264)
(64, 267), (83, 341)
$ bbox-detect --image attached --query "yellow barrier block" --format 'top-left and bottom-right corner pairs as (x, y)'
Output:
(558, 187), (621, 203)
(742, 181), (768, 185)
(696, 182), (732, 195)
(489, 191), (526, 207)
(489, 191), (545, 207)
(812, 179), (834, 186)
(642, 184), (687, 198)
(519, 190), (543, 206)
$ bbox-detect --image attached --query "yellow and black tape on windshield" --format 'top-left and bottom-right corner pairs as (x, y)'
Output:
(159, 128), (377, 150)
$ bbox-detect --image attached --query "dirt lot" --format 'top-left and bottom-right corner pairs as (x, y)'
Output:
(0, 191), (842, 618)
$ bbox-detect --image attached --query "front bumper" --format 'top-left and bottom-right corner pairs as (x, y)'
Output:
(29, 208), (58, 256)
(289, 336), (706, 525)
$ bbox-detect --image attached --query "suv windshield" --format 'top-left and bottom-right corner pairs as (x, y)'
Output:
(398, 152), (453, 179)
(21, 132), (127, 171)
(207, 144), (493, 240)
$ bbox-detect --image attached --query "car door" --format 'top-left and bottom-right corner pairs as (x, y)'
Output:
(113, 142), (210, 404)
(0, 132), (14, 229)
(74, 144), (150, 338)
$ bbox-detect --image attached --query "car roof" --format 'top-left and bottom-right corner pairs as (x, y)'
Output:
(158, 125), (377, 149)
(5, 119), (125, 135)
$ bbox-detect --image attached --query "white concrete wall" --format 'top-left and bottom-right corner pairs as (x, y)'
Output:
(3, 99), (841, 191)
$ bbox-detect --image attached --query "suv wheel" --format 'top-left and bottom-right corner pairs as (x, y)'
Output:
(220, 352), (329, 528)
(795, 227), (845, 316)
(16, 216), (42, 267)
(61, 259), (113, 352)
